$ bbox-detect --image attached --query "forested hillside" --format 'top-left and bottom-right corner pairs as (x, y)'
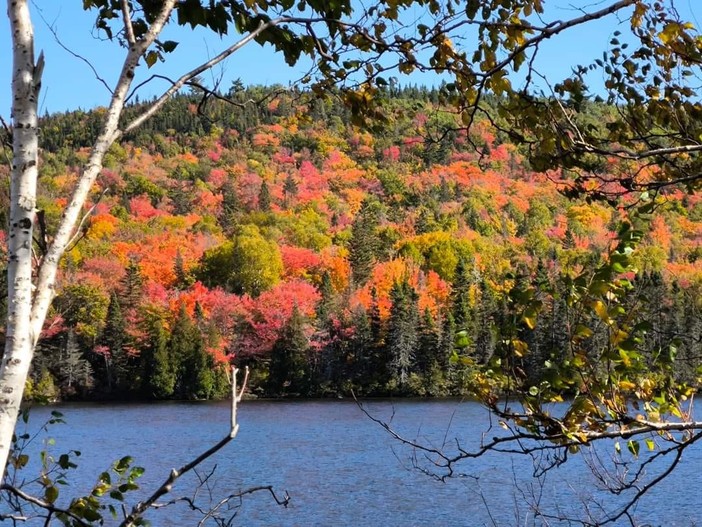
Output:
(7, 86), (702, 400)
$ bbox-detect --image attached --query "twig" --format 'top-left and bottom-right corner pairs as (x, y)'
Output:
(0, 484), (90, 527)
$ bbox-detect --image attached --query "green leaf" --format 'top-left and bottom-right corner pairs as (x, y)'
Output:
(17, 454), (29, 467)
(144, 51), (159, 68)
(161, 40), (179, 53)
(83, 507), (102, 522)
(627, 439), (640, 457)
(45, 486), (59, 504)
(110, 490), (124, 501)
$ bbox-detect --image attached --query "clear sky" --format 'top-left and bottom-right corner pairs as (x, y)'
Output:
(0, 1), (699, 118)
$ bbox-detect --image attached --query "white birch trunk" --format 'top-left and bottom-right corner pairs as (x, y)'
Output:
(0, 0), (41, 480)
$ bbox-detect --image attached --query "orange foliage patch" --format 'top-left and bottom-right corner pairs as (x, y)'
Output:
(352, 259), (451, 320)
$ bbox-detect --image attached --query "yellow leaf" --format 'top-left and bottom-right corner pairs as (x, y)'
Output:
(618, 380), (636, 391)
(523, 314), (536, 330)
(592, 300), (609, 321)
(512, 339), (528, 357)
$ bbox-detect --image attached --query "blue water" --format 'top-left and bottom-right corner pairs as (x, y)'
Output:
(3, 400), (701, 526)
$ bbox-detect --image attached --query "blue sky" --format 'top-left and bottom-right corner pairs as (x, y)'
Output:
(0, 1), (699, 118)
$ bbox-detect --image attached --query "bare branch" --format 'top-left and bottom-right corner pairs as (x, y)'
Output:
(122, 18), (287, 135)
(120, 366), (249, 527)
(34, 7), (113, 96)
(120, 0), (136, 46)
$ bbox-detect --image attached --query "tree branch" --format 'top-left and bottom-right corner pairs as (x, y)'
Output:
(0, 484), (90, 527)
(119, 366), (248, 527)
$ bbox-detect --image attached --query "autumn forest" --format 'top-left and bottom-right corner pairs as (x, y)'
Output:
(8, 86), (702, 401)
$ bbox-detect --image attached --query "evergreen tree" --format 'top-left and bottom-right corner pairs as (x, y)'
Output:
(258, 179), (272, 212)
(220, 178), (240, 231)
(415, 207), (436, 235)
(316, 271), (336, 321)
(120, 259), (143, 308)
(168, 304), (200, 398)
(282, 173), (299, 209)
(181, 331), (217, 400)
(268, 305), (310, 396)
(96, 292), (129, 395)
(59, 329), (93, 397)
(349, 306), (374, 393)
(417, 308), (439, 377)
(451, 258), (474, 331)
(142, 318), (175, 399)
(387, 280), (420, 390)
(349, 199), (381, 286)
(438, 175), (452, 202)
(173, 249), (192, 290)
(438, 311), (456, 372)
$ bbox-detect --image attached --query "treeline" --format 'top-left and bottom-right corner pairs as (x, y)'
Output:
(27, 258), (702, 400)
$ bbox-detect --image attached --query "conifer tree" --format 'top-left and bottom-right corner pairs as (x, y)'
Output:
(349, 306), (374, 393)
(315, 271), (336, 322)
(349, 199), (381, 286)
(173, 250), (192, 290)
(268, 305), (310, 396)
(451, 258), (474, 331)
(97, 292), (128, 394)
(142, 318), (175, 399)
(417, 308), (440, 378)
(220, 178), (241, 230)
(282, 174), (298, 209)
(387, 279), (420, 390)
(120, 259), (143, 308)
(168, 304), (200, 399)
(59, 329), (93, 396)
(258, 179), (272, 212)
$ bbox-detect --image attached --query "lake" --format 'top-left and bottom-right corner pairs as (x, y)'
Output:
(4, 399), (700, 526)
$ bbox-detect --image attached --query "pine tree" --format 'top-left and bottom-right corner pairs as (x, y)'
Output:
(173, 250), (192, 290)
(349, 199), (381, 286)
(451, 258), (474, 331)
(181, 332), (216, 400)
(282, 173), (298, 209)
(220, 178), (240, 231)
(349, 306), (374, 393)
(143, 318), (176, 399)
(268, 305), (310, 396)
(120, 259), (143, 308)
(473, 279), (497, 364)
(316, 271), (336, 321)
(97, 292), (128, 395)
(417, 308), (439, 377)
(387, 280), (420, 390)
(168, 304), (200, 398)
(258, 179), (272, 212)
(59, 329), (93, 396)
